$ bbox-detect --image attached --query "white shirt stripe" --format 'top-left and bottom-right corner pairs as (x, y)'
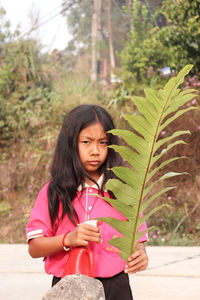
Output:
(27, 229), (43, 240)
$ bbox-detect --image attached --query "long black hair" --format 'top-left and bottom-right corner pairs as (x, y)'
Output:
(48, 104), (123, 226)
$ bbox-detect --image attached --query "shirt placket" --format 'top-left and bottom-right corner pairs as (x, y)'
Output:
(85, 187), (94, 221)
(85, 187), (88, 221)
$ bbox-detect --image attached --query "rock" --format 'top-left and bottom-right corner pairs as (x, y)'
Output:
(42, 274), (105, 300)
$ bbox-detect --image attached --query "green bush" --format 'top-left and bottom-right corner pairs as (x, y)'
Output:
(0, 87), (62, 141)
(121, 0), (200, 88)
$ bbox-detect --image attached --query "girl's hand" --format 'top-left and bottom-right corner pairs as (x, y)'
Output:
(124, 243), (148, 274)
(65, 223), (101, 247)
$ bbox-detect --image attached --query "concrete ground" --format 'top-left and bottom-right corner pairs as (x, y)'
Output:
(0, 244), (199, 300)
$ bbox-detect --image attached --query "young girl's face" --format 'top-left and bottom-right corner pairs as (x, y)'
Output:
(78, 121), (108, 181)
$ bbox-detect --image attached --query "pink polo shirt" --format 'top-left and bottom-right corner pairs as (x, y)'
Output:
(26, 181), (148, 278)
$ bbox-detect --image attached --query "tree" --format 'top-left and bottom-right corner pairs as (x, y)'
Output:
(62, 0), (132, 80)
(158, 0), (200, 72)
(106, 0), (116, 81)
(0, 5), (56, 141)
(121, 0), (200, 87)
(91, 0), (101, 81)
(121, 0), (163, 84)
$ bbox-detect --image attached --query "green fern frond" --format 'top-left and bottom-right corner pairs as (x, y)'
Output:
(97, 65), (197, 262)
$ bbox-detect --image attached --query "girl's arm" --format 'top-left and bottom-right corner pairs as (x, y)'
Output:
(124, 243), (148, 274)
(28, 223), (101, 258)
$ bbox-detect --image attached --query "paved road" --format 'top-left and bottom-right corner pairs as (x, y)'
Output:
(0, 244), (199, 300)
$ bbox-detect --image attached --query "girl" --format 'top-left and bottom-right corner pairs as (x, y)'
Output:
(26, 104), (148, 300)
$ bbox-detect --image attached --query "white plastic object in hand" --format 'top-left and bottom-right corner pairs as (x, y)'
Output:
(84, 220), (103, 227)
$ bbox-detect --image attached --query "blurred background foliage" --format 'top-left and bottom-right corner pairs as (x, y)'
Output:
(0, 0), (200, 245)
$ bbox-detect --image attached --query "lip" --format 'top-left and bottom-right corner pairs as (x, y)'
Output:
(88, 161), (100, 166)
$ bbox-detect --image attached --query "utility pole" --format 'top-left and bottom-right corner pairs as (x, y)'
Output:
(91, 0), (98, 82)
(91, 0), (101, 82)
(106, 0), (116, 82)
(97, 0), (102, 77)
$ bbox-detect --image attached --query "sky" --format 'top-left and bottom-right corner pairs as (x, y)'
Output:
(0, 0), (71, 52)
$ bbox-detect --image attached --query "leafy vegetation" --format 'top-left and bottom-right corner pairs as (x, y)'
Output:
(97, 65), (197, 261)
(62, 0), (131, 62)
(0, 2), (200, 246)
(121, 0), (200, 90)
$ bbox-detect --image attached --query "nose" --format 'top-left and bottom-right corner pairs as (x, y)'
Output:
(90, 143), (100, 155)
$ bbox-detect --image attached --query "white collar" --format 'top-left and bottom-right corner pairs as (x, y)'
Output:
(77, 174), (104, 192)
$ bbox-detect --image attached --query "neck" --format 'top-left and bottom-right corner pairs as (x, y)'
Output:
(85, 173), (101, 186)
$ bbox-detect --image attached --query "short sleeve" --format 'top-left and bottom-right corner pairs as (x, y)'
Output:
(138, 220), (148, 243)
(137, 212), (148, 243)
(26, 182), (53, 242)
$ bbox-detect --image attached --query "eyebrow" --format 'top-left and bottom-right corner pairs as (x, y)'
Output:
(79, 136), (108, 141)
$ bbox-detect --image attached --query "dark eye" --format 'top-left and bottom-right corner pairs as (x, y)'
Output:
(100, 141), (108, 145)
(82, 140), (89, 144)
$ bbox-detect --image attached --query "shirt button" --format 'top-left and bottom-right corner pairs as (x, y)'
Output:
(88, 206), (92, 211)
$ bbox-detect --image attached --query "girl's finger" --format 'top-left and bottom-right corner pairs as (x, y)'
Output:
(129, 261), (147, 273)
(81, 223), (100, 232)
(77, 226), (101, 238)
(76, 224), (100, 236)
(127, 256), (142, 268)
(81, 234), (101, 243)
(125, 248), (148, 274)
(125, 260), (147, 274)
(128, 249), (141, 261)
(75, 230), (101, 244)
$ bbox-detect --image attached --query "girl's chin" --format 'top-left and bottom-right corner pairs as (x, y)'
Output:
(85, 164), (100, 172)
